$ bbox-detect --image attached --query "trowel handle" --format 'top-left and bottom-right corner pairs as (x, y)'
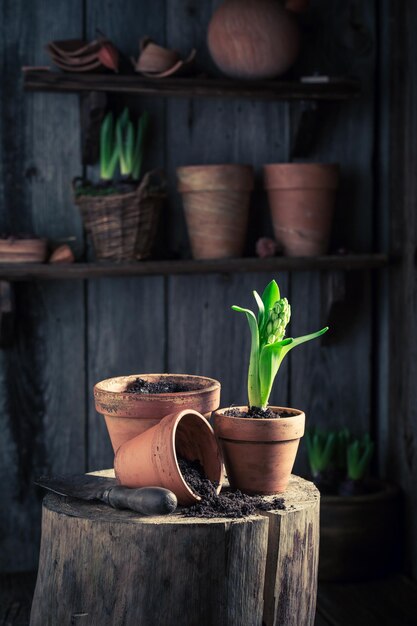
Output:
(102, 486), (177, 515)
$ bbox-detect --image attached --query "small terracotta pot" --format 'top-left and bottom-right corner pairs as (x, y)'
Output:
(213, 406), (305, 494)
(95, 374), (221, 453)
(207, 0), (300, 79)
(177, 164), (254, 259)
(263, 163), (340, 257)
(115, 409), (224, 506)
(0, 237), (48, 263)
(135, 38), (180, 74)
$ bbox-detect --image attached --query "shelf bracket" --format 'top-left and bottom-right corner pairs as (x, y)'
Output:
(80, 91), (108, 166)
(0, 281), (15, 348)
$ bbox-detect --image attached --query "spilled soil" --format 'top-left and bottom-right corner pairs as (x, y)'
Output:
(178, 457), (285, 519)
(125, 377), (190, 394)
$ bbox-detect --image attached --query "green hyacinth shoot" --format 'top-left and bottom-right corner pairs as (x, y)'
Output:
(232, 279), (328, 410)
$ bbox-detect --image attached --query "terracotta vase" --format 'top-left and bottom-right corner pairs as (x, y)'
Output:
(207, 0), (300, 80)
(176, 164), (254, 259)
(95, 373), (221, 453)
(115, 409), (224, 506)
(213, 406), (305, 494)
(263, 163), (340, 257)
(320, 481), (402, 581)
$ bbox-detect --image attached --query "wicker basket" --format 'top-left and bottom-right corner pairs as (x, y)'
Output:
(75, 171), (165, 262)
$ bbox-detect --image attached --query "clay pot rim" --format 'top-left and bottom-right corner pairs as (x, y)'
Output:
(263, 163), (340, 190)
(215, 405), (304, 422)
(321, 480), (401, 505)
(168, 408), (224, 502)
(214, 405), (305, 442)
(94, 373), (221, 399)
(177, 164), (255, 192)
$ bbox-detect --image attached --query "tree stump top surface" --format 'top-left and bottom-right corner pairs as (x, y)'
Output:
(44, 472), (319, 525)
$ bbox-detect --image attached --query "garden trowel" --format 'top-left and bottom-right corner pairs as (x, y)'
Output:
(35, 474), (178, 516)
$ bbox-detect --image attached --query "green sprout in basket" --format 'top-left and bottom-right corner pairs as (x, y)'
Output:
(232, 279), (328, 410)
(347, 434), (374, 481)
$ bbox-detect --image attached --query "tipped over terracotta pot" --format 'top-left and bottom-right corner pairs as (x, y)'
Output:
(263, 163), (340, 257)
(177, 164), (254, 259)
(213, 406), (305, 494)
(94, 374), (221, 453)
(115, 409), (225, 506)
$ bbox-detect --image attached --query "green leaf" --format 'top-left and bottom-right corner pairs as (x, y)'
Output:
(132, 111), (149, 181)
(100, 112), (114, 180)
(261, 280), (280, 312)
(253, 290), (265, 329)
(279, 327), (329, 360)
(258, 338), (293, 408)
(231, 305), (261, 407)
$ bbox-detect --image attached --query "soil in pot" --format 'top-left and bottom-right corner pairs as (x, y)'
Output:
(224, 406), (295, 419)
(178, 457), (286, 518)
(125, 376), (190, 394)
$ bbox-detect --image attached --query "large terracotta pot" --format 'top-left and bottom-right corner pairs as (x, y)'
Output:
(213, 406), (305, 494)
(115, 409), (225, 506)
(263, 163), (340, 256)
(177, 164), (254, 259)
(94, 373), (221, 453)
(207, 0), (300, 80)
(320, 481), (402, 581)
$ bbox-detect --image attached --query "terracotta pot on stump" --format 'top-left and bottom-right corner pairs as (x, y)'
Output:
(263, 163), (339, 257)
(115, 409), (224, 505)
(207, 0), (300, 79)
(213, 406), (305, 494)
(95, 373), (221, 453)
(177, 164), (254, 259)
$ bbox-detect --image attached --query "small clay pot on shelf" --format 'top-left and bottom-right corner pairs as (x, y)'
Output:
(176, 164), (254, 260)
(263, 163), (340, 257)
(0, 236), (48, 263)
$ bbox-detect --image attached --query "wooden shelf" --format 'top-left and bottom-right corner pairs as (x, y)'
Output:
(0, 254), (388, 281)
(23, 70), (360, 101)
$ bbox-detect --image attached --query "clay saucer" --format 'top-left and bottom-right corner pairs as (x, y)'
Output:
(48, 39), (102, 59)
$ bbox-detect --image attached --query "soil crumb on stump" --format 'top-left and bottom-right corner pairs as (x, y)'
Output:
(178, 457), (285, 519)
(125, 377), (189, 394)
(224, 406), (295, 419)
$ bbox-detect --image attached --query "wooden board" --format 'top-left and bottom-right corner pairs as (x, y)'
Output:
(386, 0), (417, 579)
(0, 0), (85, 572)
(291, 0), (376, 476)
(30, 474), (319, 626)
(84, 0), (166, 471)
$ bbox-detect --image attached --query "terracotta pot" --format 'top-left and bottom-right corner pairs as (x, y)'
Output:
(320, 481), (402, 581)
(285, 0), (310, 13)
(177, 164), (254, 259)
(207, 0), (300, 79)
(0, 237), (48, 263)
(95, 373), (221, 453)
(263, 163), (340, 256)
(115, 409), (224, 506)
(213, 406), (305, 494)
(135, 38), (180, 74)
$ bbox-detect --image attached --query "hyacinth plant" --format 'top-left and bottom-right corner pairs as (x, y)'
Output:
(232, 279), (328, 410)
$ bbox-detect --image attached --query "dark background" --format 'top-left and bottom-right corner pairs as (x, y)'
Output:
(0, 0), (415, 584)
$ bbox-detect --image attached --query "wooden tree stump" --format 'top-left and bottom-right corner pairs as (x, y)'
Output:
(30, 474), (319, 626)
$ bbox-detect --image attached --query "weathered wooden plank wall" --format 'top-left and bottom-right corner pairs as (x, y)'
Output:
(386, 0), (417, 579)
(0, 0), (378, 572)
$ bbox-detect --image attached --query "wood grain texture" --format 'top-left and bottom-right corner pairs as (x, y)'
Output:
(30, 474), (319, 626)
(386, 0), (417, 579)
(291, 0), (376, 476)
(0, 0), (85, 572)
(84, 0), (166, 472)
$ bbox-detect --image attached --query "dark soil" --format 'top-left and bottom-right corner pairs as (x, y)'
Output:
(125, 377), (190, 394)
(74, 179), (137, 198)
(178, 457), (285, 519)
(224, 406), (295, 419)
